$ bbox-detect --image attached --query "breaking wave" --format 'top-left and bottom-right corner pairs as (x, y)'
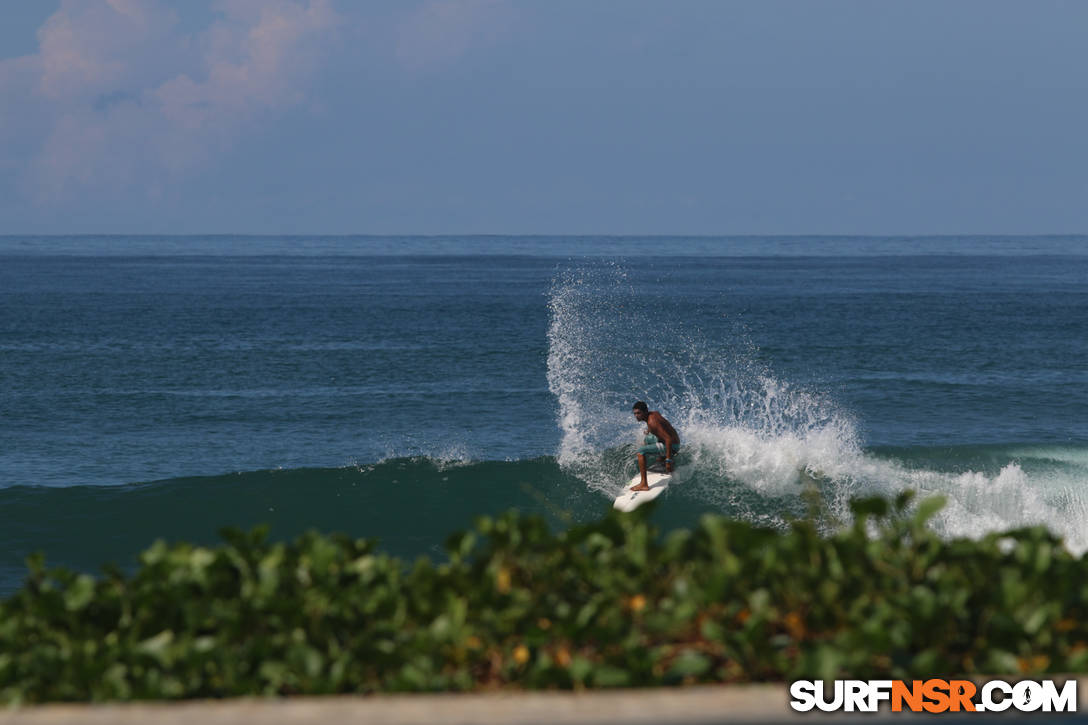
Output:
(545, 264), (1088, 551)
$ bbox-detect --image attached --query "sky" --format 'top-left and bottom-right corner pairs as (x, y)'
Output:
(1, 0), (1086, 235)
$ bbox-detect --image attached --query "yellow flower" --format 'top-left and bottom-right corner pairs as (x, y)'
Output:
(514, 645), (530, 665)
(628, 594), (647, 613)
(1017, 654), (1049, 673)
(496, 567), (511, 594)
(784, 611), (806, 639)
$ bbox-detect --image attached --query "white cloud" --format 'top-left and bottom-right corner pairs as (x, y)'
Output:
(0, 0), (517, 210)
(1, 0), (339, 203)
(157, 0), (335, 131)
(35, 0), (183, 101)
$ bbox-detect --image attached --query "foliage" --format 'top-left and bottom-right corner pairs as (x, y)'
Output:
(2, 493), (1086, 703)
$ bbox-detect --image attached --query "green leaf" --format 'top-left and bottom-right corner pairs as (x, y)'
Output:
(666, 650), (711, 680)
(591, 666), (630, 687)
(850, 497), (888, 518)
(138, 630), (175, 662)
(64, 575), (96, 611)
(914, 496), (946, 526)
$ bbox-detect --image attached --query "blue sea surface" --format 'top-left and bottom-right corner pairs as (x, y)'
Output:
(1, 236), (1086, 594)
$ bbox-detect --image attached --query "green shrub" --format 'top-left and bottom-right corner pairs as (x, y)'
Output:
(2, 493), (1087, 703)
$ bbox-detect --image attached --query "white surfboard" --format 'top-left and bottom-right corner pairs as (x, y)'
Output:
(613, 471), (671, 512)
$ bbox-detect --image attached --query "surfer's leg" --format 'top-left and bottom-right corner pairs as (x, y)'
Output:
(631, 453), (650, 490)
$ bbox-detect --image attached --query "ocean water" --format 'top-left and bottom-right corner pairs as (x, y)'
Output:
(1, 236), (1086, 595)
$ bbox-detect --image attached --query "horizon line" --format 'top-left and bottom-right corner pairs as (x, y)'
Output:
(2, 233), (1087, 239)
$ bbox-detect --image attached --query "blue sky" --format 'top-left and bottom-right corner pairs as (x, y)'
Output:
(1, 0), (1086, 235)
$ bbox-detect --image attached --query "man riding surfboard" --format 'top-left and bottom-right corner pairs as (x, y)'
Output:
(631, 401), (680, 491)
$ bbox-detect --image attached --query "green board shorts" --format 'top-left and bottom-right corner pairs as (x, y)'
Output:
(636, 435), (680, 459)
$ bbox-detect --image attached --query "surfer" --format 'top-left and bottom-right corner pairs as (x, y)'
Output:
(631, 401), (680, 491)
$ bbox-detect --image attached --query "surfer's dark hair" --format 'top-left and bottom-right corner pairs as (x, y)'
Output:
(632, 401), (648, 413)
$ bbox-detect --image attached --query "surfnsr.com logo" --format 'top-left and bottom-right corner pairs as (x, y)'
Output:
(790, 679), (1077, 713)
